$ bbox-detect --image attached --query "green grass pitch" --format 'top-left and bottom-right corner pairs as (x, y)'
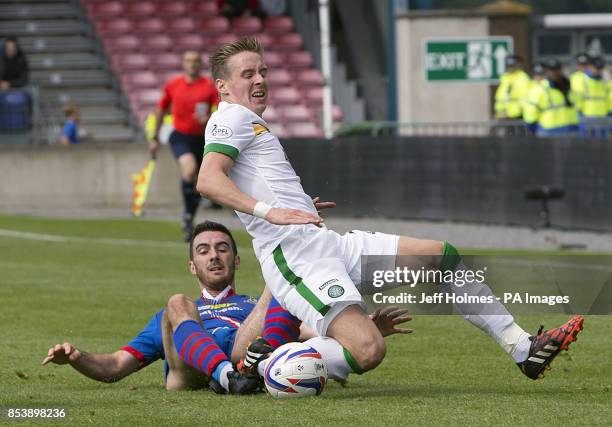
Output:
(1, 214), (610, 426)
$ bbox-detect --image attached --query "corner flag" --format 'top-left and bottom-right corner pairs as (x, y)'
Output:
(130, 154), (156, 217)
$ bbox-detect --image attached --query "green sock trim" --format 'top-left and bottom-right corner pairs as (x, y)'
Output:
(343, 348), (365, 375)
(440, 241), (461, 272)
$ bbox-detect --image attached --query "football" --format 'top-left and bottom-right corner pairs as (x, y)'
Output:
(263, 342), (328, 399)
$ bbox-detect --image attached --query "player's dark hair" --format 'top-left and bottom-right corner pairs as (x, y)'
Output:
(209, 36), (263, 81)
(189, 221), (238, 260)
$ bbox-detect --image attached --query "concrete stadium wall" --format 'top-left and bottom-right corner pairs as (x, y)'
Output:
(1, 138), (611, 232)
(395, 11), (530, 124)
(0, 143), (182, 211)
(282, 137), (612, 232)
(396, 14), (490, 123)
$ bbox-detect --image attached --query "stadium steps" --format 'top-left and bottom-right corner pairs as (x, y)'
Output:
(0, 3), (78, 19)
(0, 0), (135, 143)
(41, 88), (121, 107)
(49, 106), (128, 126)
(17, 36), (97, 54)
(31, 70), (111, 89)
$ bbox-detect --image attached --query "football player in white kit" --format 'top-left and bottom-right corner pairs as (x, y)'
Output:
(197, 37), (583, 382)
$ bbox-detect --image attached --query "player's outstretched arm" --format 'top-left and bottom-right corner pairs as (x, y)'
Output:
(42, 342), (140, 383)
(198, 152), (323, 226)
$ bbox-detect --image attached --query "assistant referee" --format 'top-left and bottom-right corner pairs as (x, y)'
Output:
(149, 51), (219, 240)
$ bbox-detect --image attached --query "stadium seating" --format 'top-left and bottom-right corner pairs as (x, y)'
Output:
(141, 35), (174, 51)
(193, 1), (219, 18)
(167, 17), (198, 34)
(263, 16), (294, 35)
(232, 16), (263, 36)
(84, 0), (343, 138)
(124, 2), (157, 18)
(266, 69), (292, 87)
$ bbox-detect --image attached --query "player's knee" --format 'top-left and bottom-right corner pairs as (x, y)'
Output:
(354, 334), (386, 371)
(166, 294), (195, 325)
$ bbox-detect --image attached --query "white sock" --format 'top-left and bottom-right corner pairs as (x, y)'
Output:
(216, 362), (234, 392)
(303, 336), (354, 380)
(446, 261), (531, 360)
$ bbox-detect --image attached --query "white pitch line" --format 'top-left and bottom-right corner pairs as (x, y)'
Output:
(0, 228), (252, 252)
(0, 228), (186, 248)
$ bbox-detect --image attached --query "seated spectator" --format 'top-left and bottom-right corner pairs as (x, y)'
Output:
(0, 36), (29, 90)
(60, 103), (81, 146)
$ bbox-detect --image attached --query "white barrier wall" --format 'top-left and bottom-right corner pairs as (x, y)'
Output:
(0, 144), (182, 211)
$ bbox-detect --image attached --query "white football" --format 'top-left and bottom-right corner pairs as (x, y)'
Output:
(263, 342), (328, 398)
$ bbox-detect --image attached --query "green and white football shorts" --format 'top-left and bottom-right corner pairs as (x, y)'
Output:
(260, 226), (399, 335)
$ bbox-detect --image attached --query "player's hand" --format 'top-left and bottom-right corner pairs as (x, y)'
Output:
(148, 138), (160, 157)
(41, 342), (82, 366)
(312, 196), (336, 213)
(265, 207), (324, 227)
(194, 112), (210, 125)
(370, 306), (413, 337)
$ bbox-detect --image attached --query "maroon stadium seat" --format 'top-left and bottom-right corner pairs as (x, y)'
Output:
(263, 16), (294, 35)
(302, 86), (323, 107)
(200, 16), (230, 35)
(168, 17), (197, 34)
(265, 69), (292, 87)
(103, 35), (140, 53)
(123, 71), (159, 89)
(286, 122), (323, 138)
(125, 1), (157, 17)
(210, 33), (238, 48)
(151, 53), (182, 71)
(262, 51), (283, 67)
(193, 0), (219, 17)
(114, 53), (150, 71)
(157, 1), (190, 17)
(135, 18), (165, 34)
(232, 16), (263, 36)
(262, 105), (280, 123)
(91, 1), (124, 18)
(285, 51), (313, 69)
(295, 69), (324, 87)
(96, 19), (134, 37)
(269, 86), (300, 105)
(157, 71), (182, 85)
(311, 104), (344, 122)
(141, 34), (173, 51)
(133, 88), (162, 108)
(281, 105), (313, 122)
(257, 33), (274, 50)
(200, 53), (210, 69)
(174, 34), (207, 52)
(274, 33), (304, 51)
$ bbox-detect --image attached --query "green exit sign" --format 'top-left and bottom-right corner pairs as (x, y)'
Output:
(424, 37), (513, 82)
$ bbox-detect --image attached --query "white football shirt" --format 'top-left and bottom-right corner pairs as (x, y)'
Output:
(204, 101), (317, 259)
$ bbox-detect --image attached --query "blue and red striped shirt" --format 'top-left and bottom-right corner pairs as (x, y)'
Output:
(121, 288), (258, 369)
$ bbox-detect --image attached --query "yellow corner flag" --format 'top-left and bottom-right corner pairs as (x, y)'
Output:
(130, 157), (156, 217)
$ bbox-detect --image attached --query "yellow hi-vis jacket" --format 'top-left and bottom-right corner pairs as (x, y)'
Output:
(523, 80), (579, 134)
(572, 74), (608, 118)
(495, 69), (530, 119)
(570, 70), (587, 111)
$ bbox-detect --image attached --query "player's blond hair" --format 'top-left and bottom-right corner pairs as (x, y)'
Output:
(209, 37), (263, 80)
